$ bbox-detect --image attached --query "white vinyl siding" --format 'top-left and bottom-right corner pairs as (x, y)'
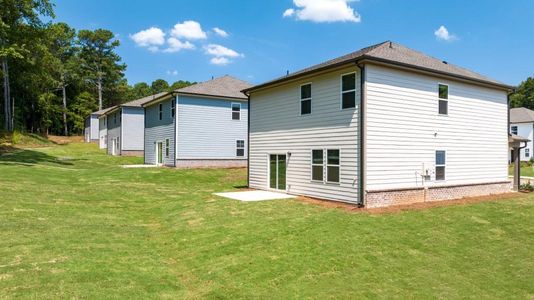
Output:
(249, 66), (360, 204)
(177, 95), (248, 159)
(365, 64), (508, 191)
(509, 122), (534, 161)
(121, 107), (145, 151)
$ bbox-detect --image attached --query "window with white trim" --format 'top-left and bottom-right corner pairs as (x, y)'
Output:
(311, 149), (323, 181)
(171, 100), (175, 118)
(435, 150), (446, 181)
(526, 148), (530, 158)
(438, 84), (448, 115)
(341, 73), (356, 109)
(165, 139), (170, 157)
(159, 104), (163, 120)
(326, 149), (340, 183)
(511, 126), (518, 135)
(232, 103), (241, 120)
(300, 83), (311, 115)
(236, 140), (245, 157)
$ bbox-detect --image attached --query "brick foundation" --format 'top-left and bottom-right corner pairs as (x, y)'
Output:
(121, 150), (144, 157)
(366, 181), (512, 208)
(175, 159), (247, 169)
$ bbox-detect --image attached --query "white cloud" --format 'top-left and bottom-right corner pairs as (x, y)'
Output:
(283, 8), (295, 17)
(210, 57), (231, 66)
(170, 20), (207, 40)
(283, 0), (361, 23)
(204, 44), (243, 65)
(204, 44), (242, 58)
(213, 27), (229, 38)
(130, 27), (165, 51)
(166, 70), (179, 76)
(163, 37), (195, 53)
(434, 25), (457, 41)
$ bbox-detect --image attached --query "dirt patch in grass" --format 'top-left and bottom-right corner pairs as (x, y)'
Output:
(297, 192), (530, 214)
(47, 135), (83, 144)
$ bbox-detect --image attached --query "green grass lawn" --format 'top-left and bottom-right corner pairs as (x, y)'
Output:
(1, 142), (533, 299)
(510, 164), (534, 177)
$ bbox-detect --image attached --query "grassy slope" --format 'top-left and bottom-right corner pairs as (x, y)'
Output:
(0, 143), (533, 298)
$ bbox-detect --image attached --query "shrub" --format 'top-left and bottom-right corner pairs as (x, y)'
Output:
(520, 182), (534, 192)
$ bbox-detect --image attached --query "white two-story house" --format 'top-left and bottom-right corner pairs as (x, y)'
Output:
(509, 107), (534, 161)
(243, 41), (513, 208)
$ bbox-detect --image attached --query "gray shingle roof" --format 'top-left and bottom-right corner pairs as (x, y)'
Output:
(91, 106), (115, 116)
(175, 75), (251, 99)
(121, 92), (169, 107)
(244, 41), (512, 93)
(510, 107), (534, 123)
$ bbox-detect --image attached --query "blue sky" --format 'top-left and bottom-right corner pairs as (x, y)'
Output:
(53, 0), (534, 86)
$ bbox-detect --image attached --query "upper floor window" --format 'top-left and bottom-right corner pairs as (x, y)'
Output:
(511, 126), (518, 135)
(236, 140), (245, 157)
(341, 73), (356, 109)
(159, 103), (163, 120)
(435, 150), (446, 181)
(113, 113), (117, 124)
(232, 103), (241, 120)
(300, 83), (312, 115)
(438, 84), (448, 115)
(171, 100), (175, 118)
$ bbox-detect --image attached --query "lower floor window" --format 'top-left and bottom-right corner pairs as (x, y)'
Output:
(311, 149), (340, 183)
(165, 139), (170, 157)
(311, 150), (323, 181)
(236, 140), (245, 157)
(435, 150), (446, 181)
(526, 148), (530, 157)
(326, 149), (340, 183)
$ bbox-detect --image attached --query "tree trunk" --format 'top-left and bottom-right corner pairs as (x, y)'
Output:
(97, 76), (103, 110)
(62, 82), (68, 136)
(2, 57), (12, 132)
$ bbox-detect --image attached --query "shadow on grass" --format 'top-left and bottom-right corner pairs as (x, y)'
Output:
(0, 147), (73, 166)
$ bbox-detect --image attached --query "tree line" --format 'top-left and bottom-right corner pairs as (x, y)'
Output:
(510, 77), (534, 110)
(1, 0), (193, 136)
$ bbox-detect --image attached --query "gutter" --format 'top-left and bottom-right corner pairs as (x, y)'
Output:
(356, 62), (365, 207)
(247, 94), (251, 188)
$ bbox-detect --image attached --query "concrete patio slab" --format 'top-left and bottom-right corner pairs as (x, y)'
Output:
(214, 190), (296, 202)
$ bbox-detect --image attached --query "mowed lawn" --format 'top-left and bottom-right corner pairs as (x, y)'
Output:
(0, 143), (533, 299)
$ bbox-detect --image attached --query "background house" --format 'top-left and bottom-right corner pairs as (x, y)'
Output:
(143, 75), (251, 168)
(84, 108), (110, 143)
(103, 93), (166, 156)
(97, 107), (113, 149)
(509, 107), (534, 161)
(244, 41), (512, 208)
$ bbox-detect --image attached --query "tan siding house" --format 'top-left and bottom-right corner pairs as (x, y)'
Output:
(244, 41), (513, 208)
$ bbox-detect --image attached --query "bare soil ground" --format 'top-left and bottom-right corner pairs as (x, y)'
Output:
(297, 192), (531, 214)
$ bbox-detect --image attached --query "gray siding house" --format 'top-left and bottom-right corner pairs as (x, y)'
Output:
(103, 93), (166, 156)
(243, 41), (513, 208)
(84, 108), (110, 143)
(142, 75), (251, 168)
